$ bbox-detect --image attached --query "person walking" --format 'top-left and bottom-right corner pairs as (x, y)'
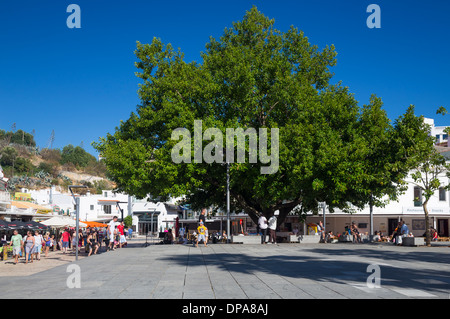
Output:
(9, 229), (23, 265)
(108, 216), (118, 251)
(87, 231), (99, 256)
(258, 213), (268, 244)
(43, 232), (51, 257)
(268, 212), (278, 244)
(33, 230), (44, 261)
(199, 208), (206, 225)
(60, 228), (71, 254)
(117, 221), (126, 248)
(92, 231), (99, 254)
(195, 221), (208, 247)
(317, 221), (325, 243)
(49, 234), (55, 252)
(24, 231), (35, 264)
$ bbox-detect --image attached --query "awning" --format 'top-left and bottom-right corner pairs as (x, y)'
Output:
(11, 201), (53, 214)
(164, 203), (183, 211)
(135, 211), (160, 222)
(97, 199), (120, 205)
(80, 220), (107, 227)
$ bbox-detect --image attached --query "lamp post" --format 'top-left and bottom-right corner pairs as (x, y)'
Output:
(369, 194), (374, 242)
(116, 201), (128, 221)
(226, 162), (231, 243)
(320, 202), (326, 240)
(69, 185), (87, 261)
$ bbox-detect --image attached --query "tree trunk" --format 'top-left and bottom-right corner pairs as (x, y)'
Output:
(423, 200), (431, 247)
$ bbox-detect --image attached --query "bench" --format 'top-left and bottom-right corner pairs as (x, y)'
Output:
(402, 237), (425, 246)
(232, 235), (261, 244)
(297, 235), (321, 244)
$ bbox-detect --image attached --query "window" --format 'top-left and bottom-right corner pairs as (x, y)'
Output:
(90, 205), (94, 210)
(414, 187), (422, 207)
(439, 188), (446, 201)
(443, 134), (448, 140)
(103, 205), (111, 214)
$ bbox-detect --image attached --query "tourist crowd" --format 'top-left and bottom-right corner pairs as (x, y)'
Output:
(5, 216), (132, 265)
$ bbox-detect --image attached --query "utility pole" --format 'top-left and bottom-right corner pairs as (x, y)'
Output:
(226, 162), (231, 243)
(69, 185), (87, 261)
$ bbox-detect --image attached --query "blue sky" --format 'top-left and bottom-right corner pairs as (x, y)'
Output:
(0, 0), (449, 156)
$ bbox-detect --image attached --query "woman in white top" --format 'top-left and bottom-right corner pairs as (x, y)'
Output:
(33, 230), (44, 261)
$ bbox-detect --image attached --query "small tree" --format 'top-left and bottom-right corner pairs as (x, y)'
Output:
(400, 106), (450, 246)
(411, 149), (450, 246)
(124, 215), (133, 228)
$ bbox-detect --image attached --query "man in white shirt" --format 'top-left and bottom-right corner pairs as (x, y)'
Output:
(268, 212), (278, 244)
(258, 213), (268, 244)
(108, 216), (118, 251)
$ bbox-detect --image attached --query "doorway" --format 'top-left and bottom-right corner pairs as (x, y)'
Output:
(388, 218), (399, 236)
(437, 219), (449, 237)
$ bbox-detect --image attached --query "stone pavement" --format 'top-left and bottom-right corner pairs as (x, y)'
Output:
(0, 241), (449, 299)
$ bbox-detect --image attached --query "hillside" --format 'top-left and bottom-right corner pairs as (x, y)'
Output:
(0, 129), (114, 194)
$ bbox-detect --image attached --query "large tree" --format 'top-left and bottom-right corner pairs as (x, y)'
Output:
(94, 7), (415, 225)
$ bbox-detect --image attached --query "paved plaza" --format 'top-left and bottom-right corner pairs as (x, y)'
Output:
(0, 240), (449, 299)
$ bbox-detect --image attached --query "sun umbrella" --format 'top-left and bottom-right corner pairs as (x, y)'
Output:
(24, 221), (49, 230)
(7, 220), (29, 230)
(0, 219), (11, 230)
(41, 216), (87, 228)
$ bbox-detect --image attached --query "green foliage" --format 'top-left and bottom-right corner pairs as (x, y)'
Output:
(436, 106), (447, 116)
(40, 148), (62, 163)
(37, 162), (57, 176)
(93, 179), (110, 194)
(0, 129), (36, 147)
(0, 146), (18, 166)
(60, 144), (97, 168)
(0, 147), (36, 176)
(124, 215), (133, 228)
(14, 157), (35, 174)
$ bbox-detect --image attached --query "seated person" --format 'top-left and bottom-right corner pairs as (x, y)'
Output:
(164, 229), (174, 244)
(431, 228), (438, 241)
(372, 231), (381, 242)
(351, 222), (362, 243)
(325, 231), (337, 243)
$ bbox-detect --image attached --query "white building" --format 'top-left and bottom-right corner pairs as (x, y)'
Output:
(425, 117), (448, 146)
(303, 169), (449, 238)
(16, 187), (187, 235)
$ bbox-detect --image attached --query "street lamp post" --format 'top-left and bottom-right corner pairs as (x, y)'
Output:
(320, 201), (326, 241)
(322, 202), (326, 233)
(226, 162), (231, 243)
(369, 194), (374, 242)
(68, 185), (87, 261)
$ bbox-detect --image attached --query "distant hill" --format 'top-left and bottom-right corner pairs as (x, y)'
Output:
(0, 128), (114, 194)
